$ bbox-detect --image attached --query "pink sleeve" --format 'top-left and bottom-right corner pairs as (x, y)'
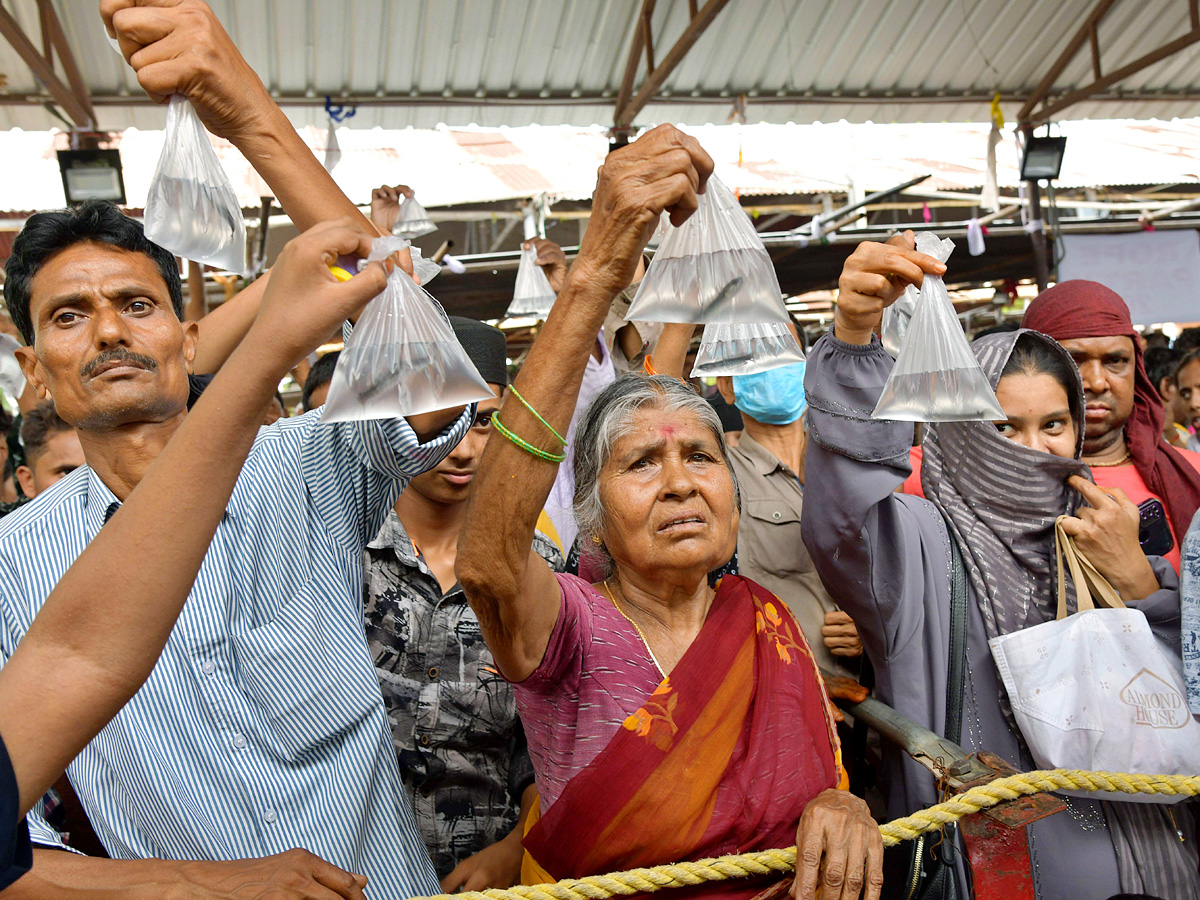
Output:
(902, 445), (925, 498)
(518, 573), (596, 694)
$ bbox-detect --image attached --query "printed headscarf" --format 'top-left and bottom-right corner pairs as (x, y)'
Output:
(922, 329), (1086, 642)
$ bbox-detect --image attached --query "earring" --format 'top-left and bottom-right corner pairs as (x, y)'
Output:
(591, 534), (603, 545)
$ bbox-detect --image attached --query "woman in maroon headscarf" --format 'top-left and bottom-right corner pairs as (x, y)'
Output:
(1022, 280), (1200, 571)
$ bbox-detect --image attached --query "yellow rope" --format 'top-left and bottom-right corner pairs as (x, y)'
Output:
(410, 769), (1200, 900)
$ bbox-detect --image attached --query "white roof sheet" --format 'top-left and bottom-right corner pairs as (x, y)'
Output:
(0, 0), (1198, 131)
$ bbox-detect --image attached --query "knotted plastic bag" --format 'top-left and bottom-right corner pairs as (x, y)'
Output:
(144, 95), (247, 274)
(626, 175), (789, 325)
(873, 232), (1004, 422)
(504, 245), (557, 317)
(393, 195), (437, 239)
(322, 236), (493, 423)
(691, 322), (804, 377)
(410, 246), (441, 285)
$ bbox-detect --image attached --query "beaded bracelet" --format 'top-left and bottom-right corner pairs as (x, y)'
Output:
(508, 386), (567, 446)
(492, 414), (567, 463)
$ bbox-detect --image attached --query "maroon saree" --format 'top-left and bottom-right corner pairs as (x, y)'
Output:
(522, 575), (844, 895)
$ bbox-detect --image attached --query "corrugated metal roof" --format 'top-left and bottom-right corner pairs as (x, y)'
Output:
(3, 118), (1198, 212)
(0, 0), (1199, 131)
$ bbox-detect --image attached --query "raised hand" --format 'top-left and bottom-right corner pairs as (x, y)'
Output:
(370, 185), (415, 235)
(244, 218), (389, 378)
(835, 231), (946, 345)
(572, 124), (714, 301)
(524, 238), (569, 295)
(101, 0), (276, 142)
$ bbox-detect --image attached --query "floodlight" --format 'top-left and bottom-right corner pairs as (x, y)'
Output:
(57, 149), (126, 205)
(1020, 136), (1067, 181)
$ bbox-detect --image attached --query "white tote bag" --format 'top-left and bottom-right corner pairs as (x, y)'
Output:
(989, 518), (1200, 802)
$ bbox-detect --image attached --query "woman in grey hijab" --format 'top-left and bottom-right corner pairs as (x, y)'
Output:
(801, 234), (1194, 900)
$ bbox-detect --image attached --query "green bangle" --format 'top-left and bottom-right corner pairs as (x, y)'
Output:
(492, 414), (567, 463)
(508, 385), (567, 446)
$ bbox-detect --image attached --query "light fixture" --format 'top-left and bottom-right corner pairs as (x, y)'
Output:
(1020, 136), (1067, 181)
(57, 148), (126, 205)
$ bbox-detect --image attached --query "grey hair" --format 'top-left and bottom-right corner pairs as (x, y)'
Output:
(572, 374), (740, 575)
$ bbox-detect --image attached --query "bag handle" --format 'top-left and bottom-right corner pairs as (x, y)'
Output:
(1054, 517), (1126, 620)
(945, 536), (968, 745)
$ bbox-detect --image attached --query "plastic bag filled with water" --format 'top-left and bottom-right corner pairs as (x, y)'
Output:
(691, 322), (804, 377)
(881, 283), (918, 358)
(322, 236), (493, 423)
(144, 95), (246, 274)
(393, 195), (437, 239)
(504, 245), (557, 317)
(872, 232), (1005, 422)
(626, 175), (789, 325)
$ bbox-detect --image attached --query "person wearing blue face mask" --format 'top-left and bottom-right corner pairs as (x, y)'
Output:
(716, 339), (863, 679)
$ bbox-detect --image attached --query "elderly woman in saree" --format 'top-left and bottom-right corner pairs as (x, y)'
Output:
(458, 125), (883, 900)
(801, 233), (1196, 900)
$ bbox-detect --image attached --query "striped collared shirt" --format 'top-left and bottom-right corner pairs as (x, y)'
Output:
(0, 407), (471, 900)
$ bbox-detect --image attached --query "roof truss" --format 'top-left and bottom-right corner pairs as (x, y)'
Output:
(1020, 0), (1200, 125)
(0, 0), (93, 129)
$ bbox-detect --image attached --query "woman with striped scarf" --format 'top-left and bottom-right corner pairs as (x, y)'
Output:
(802, 232), (1195, 900)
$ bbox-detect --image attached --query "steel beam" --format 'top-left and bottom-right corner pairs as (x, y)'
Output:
(614, 0), (732, 130)
(0, 86), (1167, 111)
(1017, 0), (1119, 123)
(613, 0), (656, 136)
(0, 2), (93, 128)
(37, 0), (94, 127)
(1030, 24), (1200, 123)
(642, 0), (656, 74)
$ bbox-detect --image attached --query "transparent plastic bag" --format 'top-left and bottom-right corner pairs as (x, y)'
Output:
(626, 175), (789, 325)
(880, 284), (918, 358)
(322, 236), (493, 423)
(393, 195), (437, 239)
(872, 232), (1005, 422)
(504, 245), (557, 318)
(144, 95), (247, 274)
(691, 321), (804, 377)
(646, 211), (670, 249)
(410, 246), (440, 285)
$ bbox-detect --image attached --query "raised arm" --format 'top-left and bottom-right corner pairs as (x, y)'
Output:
(457, 126), (713, 681)
(0, 219), (387, 815)
(103, 0), (374, 236)
(800, 234), (947, 658)
(102, 0), (465, 435)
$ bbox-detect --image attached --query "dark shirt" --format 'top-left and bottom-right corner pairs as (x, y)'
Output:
(363, 512), (564, 877)
(0, 732), (32, 890)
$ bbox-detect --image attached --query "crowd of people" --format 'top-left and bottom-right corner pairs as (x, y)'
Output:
(0, 3), (1195, 900)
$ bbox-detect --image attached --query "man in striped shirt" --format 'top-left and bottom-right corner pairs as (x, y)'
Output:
(0, 4), (472, 899)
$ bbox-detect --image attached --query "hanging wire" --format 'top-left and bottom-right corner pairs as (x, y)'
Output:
(959, 0), (1004, 87)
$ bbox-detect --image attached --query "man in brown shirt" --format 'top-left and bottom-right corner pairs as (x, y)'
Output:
(716, 359), (862, 679)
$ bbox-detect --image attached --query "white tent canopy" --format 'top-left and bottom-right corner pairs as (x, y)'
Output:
(3, 117), (1199, 214)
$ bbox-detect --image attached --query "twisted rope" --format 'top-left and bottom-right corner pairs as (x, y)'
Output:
(410, 769), (1200, 900)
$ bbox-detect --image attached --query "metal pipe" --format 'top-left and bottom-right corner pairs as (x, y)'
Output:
(798, 174), (931, 236)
